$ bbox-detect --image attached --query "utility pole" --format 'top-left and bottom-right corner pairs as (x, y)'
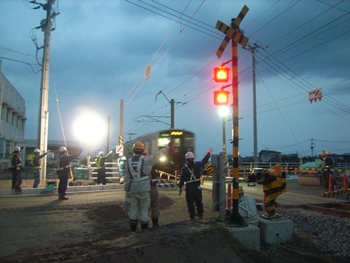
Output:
(155, 91), (175, 129)
(245, 43), (261, 167)
(33, 0), (58, 181)
(310, 138), (314, 157)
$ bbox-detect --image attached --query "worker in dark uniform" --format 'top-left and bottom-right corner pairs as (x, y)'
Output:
(10, 146), (22, 192)
(178, 147), (213, 220)
(57, 146), (83, 200)
(322, 150), (335, 189)
(95, 150), (113, 185)
(33, 148), (50, 188)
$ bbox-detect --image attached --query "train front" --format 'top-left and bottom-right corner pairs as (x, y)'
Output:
(155, 129), (195, 176)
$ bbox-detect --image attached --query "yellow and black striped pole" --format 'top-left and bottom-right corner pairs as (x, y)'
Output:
(231, 30), (240, 217)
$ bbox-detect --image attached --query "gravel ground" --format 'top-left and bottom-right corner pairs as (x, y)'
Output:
(275, 207), (350, 259)
(0, 190), (349, 263)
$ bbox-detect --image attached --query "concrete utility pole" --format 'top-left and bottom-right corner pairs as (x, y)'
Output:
(245, 43), (262, 167)
(36, 0), (56, 181)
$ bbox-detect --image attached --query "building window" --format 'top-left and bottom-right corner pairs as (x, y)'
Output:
(6, 109), (10, 122)
(12, 112), (16, 126)
(1, 105), (5, 120)
(0, 138), (4, 158)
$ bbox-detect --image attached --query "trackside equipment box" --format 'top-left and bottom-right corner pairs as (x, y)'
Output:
(73, 167), (89, 179)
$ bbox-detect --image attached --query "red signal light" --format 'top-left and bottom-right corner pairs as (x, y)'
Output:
(214, 90), (229, 105)
(213, 66), (230, 82)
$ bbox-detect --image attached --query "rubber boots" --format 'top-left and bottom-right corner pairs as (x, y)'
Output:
(141, 222), (149, 231)
(152, 218), (159, 228)
(130, 222), (138, 232)
(58, 195), (69, 200)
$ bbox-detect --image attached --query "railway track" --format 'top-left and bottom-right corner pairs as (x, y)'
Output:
(304, 202), (350, 218)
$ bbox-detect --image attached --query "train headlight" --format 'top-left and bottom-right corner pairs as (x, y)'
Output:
(159, 156), (166, 162)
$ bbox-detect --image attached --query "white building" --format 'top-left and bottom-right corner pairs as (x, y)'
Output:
(0, 60), (26, 170)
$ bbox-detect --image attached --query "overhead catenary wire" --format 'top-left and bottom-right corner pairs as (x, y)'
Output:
(115, 1), (350, 151)
(125, 0), (193, 104)
(126, 0), (205, 103)
(53, 79), (68, 150)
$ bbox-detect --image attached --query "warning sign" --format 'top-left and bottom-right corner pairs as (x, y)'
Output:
(308, 88), (322, 103)
(116, 145), (124, 154)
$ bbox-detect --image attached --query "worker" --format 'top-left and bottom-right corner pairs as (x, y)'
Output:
(150, 166), (160, 228)
(238, 186), (259, 226)
(33, 148), (50, 188)
(322, 150), (335, 189)
(119, 156), (126, 184)
(178, 147), (213, 221)
(10, 146), (22, 192)
(142, 149), (174, 229)
(57, 146), (83, 200)
(124, 141), (172, 232)
(95, 150), (113, 185)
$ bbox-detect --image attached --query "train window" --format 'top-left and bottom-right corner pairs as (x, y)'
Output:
(158, 137), (170, 147)
(173, 138), (181, 147)
(184, 137), (194, 148)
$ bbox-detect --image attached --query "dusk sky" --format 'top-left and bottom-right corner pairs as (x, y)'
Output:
(1, 0), (350, 159)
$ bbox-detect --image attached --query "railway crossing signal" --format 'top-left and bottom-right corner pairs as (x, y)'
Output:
(213, 66), (230, 82)
(215, 5), (249, 59)
(214, 5), (250, 225)
(214, 90), (230, 105)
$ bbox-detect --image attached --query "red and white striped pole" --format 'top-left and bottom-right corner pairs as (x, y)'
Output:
(328, 173), (333, 192)
(343, 173), (347, 190)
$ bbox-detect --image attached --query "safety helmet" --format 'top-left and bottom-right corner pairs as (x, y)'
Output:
(59, 146), (67, 153)
(98, 151), (104, 156)
(133, 141), (145, 154)
(185, 151), (195, 159)
(121, 156), (126, 161)
(14, 146), (21, 152)
(325, 150), (332, 155)
(34, 148), (40, 153)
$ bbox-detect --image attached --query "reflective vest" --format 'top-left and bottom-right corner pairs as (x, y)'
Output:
(10, 153), (22, 168)
(128, 156), (149, 182)
(185, 165), (200, 184)
(96, 157), (102, 168)
(33, 155), (41, 169)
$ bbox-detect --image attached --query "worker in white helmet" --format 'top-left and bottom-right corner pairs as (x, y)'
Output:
(178, 147), (213, 221)
(124, 141), (173, 232)
(57, 146), (83, 200)
(95, 150), (113, 185)
(10, 146), (22, 192)
(33, 148), (50, 188)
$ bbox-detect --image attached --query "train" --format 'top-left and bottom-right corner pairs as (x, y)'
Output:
(123, 129), (195, 175)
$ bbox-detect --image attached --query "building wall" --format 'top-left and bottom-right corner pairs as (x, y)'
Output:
(0, 60), (26, 169)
